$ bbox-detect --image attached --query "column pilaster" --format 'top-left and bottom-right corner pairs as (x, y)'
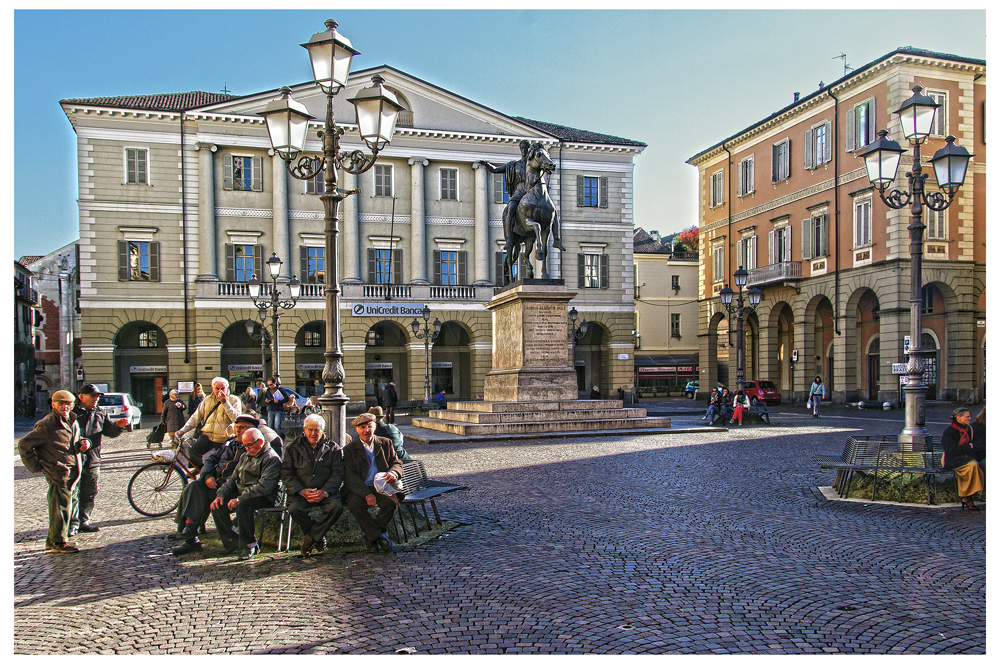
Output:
(195, 143), (218, 281)
(409, 158), (429, 284)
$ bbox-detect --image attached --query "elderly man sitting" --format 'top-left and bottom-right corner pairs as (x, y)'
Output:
(210, 427), (282, 560)
(281, 413), (344, 556)
(342, 412), (404, 553)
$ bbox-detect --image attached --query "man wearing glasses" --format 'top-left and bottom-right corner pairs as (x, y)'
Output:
(18, 390), (91, 554)
(209, 427), (281, 560)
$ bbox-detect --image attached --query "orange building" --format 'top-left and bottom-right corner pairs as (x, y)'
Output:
(686, 48), (985, 404)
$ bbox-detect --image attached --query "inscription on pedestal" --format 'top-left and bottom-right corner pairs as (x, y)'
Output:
(493, 305), (523, 370)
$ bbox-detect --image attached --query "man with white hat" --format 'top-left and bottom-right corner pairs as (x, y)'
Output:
(18, 390), (91, 553)
(342, 412), (404, 553)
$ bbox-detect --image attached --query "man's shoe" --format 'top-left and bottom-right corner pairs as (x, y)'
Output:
(48, 542), (80, 554)
(78, 523), (100, 533)
(67, 527), (78, 538)
(300, 534), (314, 557)
(238, 544), (260, 560)
(171, 539), (202, 556)
(376, 533), (394, 553)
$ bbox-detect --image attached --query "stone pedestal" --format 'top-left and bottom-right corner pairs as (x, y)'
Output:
(482, 280), (577, 402)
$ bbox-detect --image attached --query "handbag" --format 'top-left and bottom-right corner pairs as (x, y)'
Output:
(806, 396), (813, 409)
(146, 422), (167, 447)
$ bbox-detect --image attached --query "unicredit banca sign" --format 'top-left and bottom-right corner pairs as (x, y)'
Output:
(351, 303), (426, 317)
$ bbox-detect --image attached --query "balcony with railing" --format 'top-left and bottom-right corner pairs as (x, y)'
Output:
(747, 262), (802, 287)
(15, 282), (39, 305)
(197, 280), (495, 303)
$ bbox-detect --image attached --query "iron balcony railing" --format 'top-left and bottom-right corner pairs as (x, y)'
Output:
(747, 261), (802, 286)
(199, 281), (494, 303)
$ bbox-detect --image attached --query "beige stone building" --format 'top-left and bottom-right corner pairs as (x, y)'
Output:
(60, 65), (645, 413)
(686, 48), (985, 404)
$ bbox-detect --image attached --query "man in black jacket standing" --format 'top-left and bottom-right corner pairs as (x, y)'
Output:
(383, 381), (399, 423)
(281, 413), (344, 557)
(70, 383), (128, 536)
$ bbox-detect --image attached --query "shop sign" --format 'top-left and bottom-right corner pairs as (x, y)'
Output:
(575, 360), (586, 366)
(130, 365), (167, 374)
(296, 363), (325, 371)
(366, 362), (393, 370)
(177, 381), (194, 393)
(430, 362), (453, 369)
(676, 366), (695, 373)
(639, 367), (676, 374)
(352, 303), (426, 317)
(228, 364), (263, 372)
(618, 353), (630, 360)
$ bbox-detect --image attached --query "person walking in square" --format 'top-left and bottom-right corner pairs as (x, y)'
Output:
(383, 381), (399, 424)
(808, 376), (826, 418)
(160, 389), (187, 447)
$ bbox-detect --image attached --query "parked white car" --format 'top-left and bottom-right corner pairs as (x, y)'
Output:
(97, 392), (143, 430)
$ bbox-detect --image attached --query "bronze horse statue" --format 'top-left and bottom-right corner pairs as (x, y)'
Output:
(504, 142), (562, 284)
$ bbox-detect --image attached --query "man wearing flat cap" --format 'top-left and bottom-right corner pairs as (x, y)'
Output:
(369, 406), (411, 462)
(342, 412), (404, 553)
(70, 383), (128, 536)
(18, 390), (91, 553)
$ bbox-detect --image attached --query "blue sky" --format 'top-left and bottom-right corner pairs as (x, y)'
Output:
(12, 8), (987, 258)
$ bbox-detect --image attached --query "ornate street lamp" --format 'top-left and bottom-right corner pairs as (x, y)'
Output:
(860, 85), (973, 447)
(719, 266), (762, 396)
(410, 306), (442, 407)
(247, 252), (301, 381)
(259, 19), (402, 447)
(245, 306), (271, 382)
(568, 307), (589, 346)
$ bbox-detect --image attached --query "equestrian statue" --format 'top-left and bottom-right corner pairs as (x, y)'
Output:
(480, 140), (565, 285)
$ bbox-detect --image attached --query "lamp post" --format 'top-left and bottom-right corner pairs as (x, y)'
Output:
(569, 307), (589, 346)
(245, 305), (271, 382)
(259, 19), (402, 446)
(410, 306), (442, 406)
(247, 252), (301, 381)
(860, 85), (972, 447)
(719, 267), (762, 396)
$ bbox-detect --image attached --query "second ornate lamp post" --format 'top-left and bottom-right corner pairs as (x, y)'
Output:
(568, 307), (589, 346)
(259, 19), (402, 446)
(719, 267), (762, 396)
(860, 85), (972, 447)
(245, 305), (271, 381)
(411, 306), (442, 407)
(247, 252), (301, 381)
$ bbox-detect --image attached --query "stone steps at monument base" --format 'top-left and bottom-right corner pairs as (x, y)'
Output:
(410, 415), (673, 436)
(443, 399), (624, 413)
(429, 407), (647, 424)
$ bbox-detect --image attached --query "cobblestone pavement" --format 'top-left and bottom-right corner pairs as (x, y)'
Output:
(14, 409), (984, 654)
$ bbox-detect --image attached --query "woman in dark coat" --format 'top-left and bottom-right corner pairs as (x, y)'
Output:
(161, 389), (188, 446)
(941, 406), (984, 510)
(188, 383), (206, 414)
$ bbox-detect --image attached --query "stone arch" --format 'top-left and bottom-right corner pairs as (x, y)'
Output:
(572, 320), (612, 397)
(706, 309), (729, 386)
(220, 320), (268, 395)
(363, 319), (411, 406)
(426, 320), (473, 400)
(842, 286), (881, 402)
(802, 293), (836, 392)
(760, 300), (795, 392)
(113, 320), (169, 410)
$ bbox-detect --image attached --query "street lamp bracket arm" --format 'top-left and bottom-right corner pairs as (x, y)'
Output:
(338, 148), (380, 175)
(923, 189), (954, 212)
(881, 187), (912, 210)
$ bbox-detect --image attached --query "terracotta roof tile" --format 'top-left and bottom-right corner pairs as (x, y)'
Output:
(514, 117), (646, 148)
(61, 91), (240, 112)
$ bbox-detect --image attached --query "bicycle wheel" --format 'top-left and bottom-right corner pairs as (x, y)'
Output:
(127, 462), (187, 517)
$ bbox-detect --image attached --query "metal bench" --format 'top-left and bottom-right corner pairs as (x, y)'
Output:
(392, 459), (466, 542)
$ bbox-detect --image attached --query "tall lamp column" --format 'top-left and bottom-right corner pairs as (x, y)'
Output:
(860, 85), (972, 447)
(247, 252), (300, 381)
(411, 306), (442, 406)
(719, 267), (762, 396)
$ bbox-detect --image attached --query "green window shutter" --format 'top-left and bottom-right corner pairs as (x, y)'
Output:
(254, 245), (264, 281)
(300, 245), (308, 281)
(138, 149), (147, 185)
(578, 253), (585, 288)
(432, 250), (441, 285)
(804, 128), (813, 170)
(458, 251), (467, 285)
(393, 250), (402, 285)
(223, 155), (233, 190)
(801, 219), (813, 260)
(823, 122), (832, 164)
(819, 214), (828, 257)
(149, 242), (160, 281)
(577, 175), (585, 207)
(846, 107), (856, 151)
(600, 254), (610, 289)
(493, 173), (503, 204)
(118, 240), (129, 281)
(252, 156), (263, 191)
(367, 248), (376, 283)
(867, 99), (876, 145)
(599, 176), (609, 208)
(225, 243), (235, 281)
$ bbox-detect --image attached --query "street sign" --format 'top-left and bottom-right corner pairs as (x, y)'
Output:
(903, 335), (911, 355)
(892, 363), (908, 375)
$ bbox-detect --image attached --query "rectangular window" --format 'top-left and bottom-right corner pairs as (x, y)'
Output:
(300, 246), (325, 284)
(233, 245), (256, 282)
(304, 331), (322, 347)
(576, 175), (609, 208)
(375, 249), (394, 284)
(768, 227), (792, 265)
(928, 90), (948, 137)
(224, 155), (263, 191)
(712, 244), (725, 282)
(434, 250), (463, 286)
(495, 251), (523, 284)
(577, 253), (610, 289)
(367, 248), (402, 285)
(736, 235), (757, 271)
(493, 172), (509, 204)
(126, 148), (148, 185)
(801, 215), (828, 259)
(671, 313), (681, 338)
(805, 121), (832, 169)
(306, 158), (324, 194)
(771, 140), (790, 182)
(927, 208), (947, 240)
(374, 164), (393, 198)
(117, 240), (160, 282)
(737, 156), (754, 197)
(440, 168), (458, 201)
(847, 98), (876, 151)
(671, 275), (680, 290)
(922, 287), (934, 314)
(710, 170), (725, 208)
(138, 329), (158, 348)
(854, 198), (872, 248)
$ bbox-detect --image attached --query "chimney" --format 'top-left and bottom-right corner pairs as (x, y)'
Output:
(650, 230), (660, 242)
(793, 92), (800, 102)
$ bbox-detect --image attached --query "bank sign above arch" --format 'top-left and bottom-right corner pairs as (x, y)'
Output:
(352, 303), (426, 317)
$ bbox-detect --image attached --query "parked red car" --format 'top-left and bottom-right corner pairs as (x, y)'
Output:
(742, 380), (781, 405)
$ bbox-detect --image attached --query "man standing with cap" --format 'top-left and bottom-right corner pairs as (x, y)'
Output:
(18, 390), (91, 553)
(383, 381), (399, 424)
(69, 383), (128, 536)
(342, 412), (403, 553)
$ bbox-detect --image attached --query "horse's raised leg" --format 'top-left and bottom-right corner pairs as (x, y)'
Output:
(521, 236), (535, 279)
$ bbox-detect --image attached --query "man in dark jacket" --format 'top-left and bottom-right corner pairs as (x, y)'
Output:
(210, 427), (282, 559)
(171, 414), (257, 555)
(281, 413), (344, 556)
(368, 406), (410, 461)
(70, 383), (128, 536)
(261, 376), (294, 439)
(342, 412), (404, 553)
(18, 390), (91, 553)
(383, 381), (399, 423)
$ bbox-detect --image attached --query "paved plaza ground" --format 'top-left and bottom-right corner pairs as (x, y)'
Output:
(13, 402), (985, 654)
